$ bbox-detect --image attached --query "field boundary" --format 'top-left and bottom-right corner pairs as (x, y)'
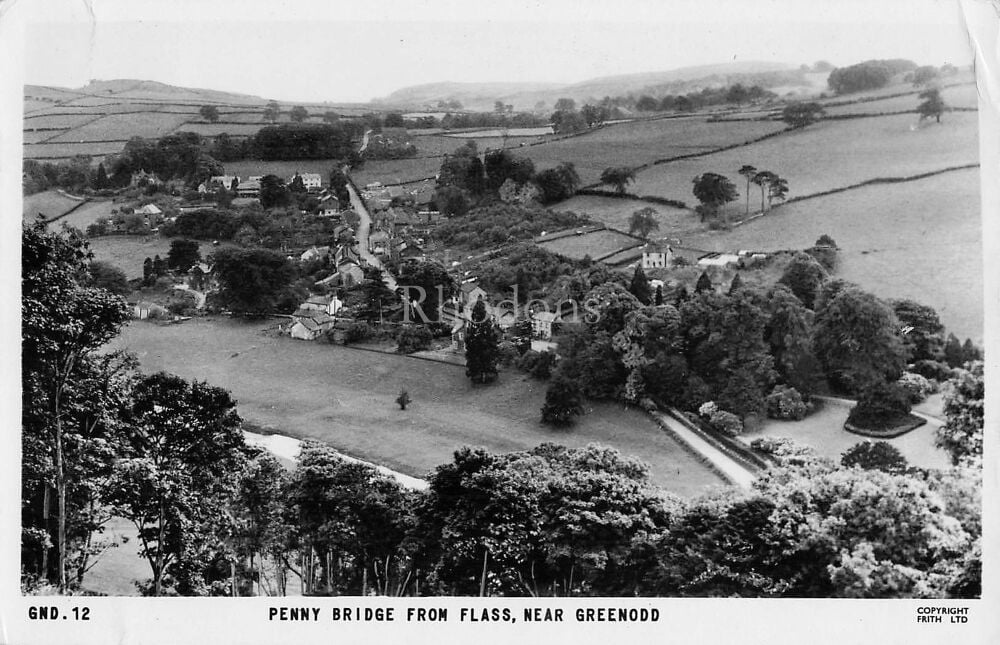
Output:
(777, 162), (980, 208)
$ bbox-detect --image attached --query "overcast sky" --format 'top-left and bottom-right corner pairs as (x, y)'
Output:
(20, 0), (975, 103)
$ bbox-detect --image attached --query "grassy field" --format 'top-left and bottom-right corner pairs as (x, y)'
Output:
(170, 122), (262, 137)
(444, 126), (555, 138)
(46, 112), (191, 142)
(822, 83), (979, 116)
(683, 167), (982, 342)
(630, 111), (979, 215)
(23, 113), (102, 129)
(519, 117), (788, 185)
(535, 228), (642, 261)
(24, 141), (127, 160)
(223, 159), (343, 181)
(555, 194), (695, 235)
(56, 199), (116, 231)
(350, 157), (442, 186)
(108, 317), (727, 497)
(739, 399), (951, 470)
(22, 190), (84, 222)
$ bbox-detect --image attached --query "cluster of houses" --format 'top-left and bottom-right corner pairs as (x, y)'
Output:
(198, 172), (324, 199)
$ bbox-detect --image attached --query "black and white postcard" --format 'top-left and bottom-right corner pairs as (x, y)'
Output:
(2, 0), (997, 643)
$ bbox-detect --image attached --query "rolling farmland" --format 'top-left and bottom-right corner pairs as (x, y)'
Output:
(684, 167), (982, 342)
(629, 111), (979, 214)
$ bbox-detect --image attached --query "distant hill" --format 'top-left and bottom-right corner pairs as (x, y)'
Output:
(377, 61), (812, 111)
(76, 79), (270, 105)
(375, 81), (567, 110)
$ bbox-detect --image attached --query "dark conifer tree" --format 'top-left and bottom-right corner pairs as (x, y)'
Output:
(628, 265), (652, 305)
(465, 300), (500, 384)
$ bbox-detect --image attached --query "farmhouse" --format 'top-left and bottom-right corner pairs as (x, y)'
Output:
(299, 294), (343, 316)
(642, 243), (673, 269)
(289, 309), (335, 340)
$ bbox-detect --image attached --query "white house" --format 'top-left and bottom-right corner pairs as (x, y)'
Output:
(289, 173), (323, 192)
(642, 243), (673, 269)
(289, 309), (334, 340)
(300, 294), (343, 316)
(135, 204), (162, 216)
(531, 311), (560, 340)
(300, 246), (331, 263)
(209, 175), (237, 191)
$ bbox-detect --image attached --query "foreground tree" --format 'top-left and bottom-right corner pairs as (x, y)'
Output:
(465, 300), (500, 384)
(22, 223), (131, 592)
(107, 372), (249, 596)
(285, 442), (414, 595)
(935, 361), (984, 466)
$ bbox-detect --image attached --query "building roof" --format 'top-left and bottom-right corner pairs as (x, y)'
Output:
(532, 311), (559, 323)
(304, 294), (333, 306)
(460, 281), (484, 294)
(135, 204), (162, 215)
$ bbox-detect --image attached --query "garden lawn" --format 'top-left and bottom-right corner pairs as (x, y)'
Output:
(682, 167), (982, 342)
(630, 111), (979, 217)
(738, 399), (952, 471)
(108, 317), (727, 497)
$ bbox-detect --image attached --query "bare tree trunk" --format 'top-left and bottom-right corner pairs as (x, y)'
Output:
(41, 486), (50, 578)
(154, 500), (165, 596)
(54, 402), (67, 593)
(479, 548), (489, 597)
(230, 561), (237, 597)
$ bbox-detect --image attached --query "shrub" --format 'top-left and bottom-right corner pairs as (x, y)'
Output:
(342, 321), (373, 344)
(910, 359), (953, 382)
(846, 381), (912, 430)
(750, 436), (816, 458)
(396, 325), (433, 354)
(698, 401), (719, 418)
(516, 349), (557, 379)
(815, 234), (838, 248)
(896, 372), (934, 403)
(841, 440), (908, 473)
(497, 340), (520, 366)
(765, 385), (811, 420)
(805, 245), (838, 271)
(708, 409), (743, 436)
